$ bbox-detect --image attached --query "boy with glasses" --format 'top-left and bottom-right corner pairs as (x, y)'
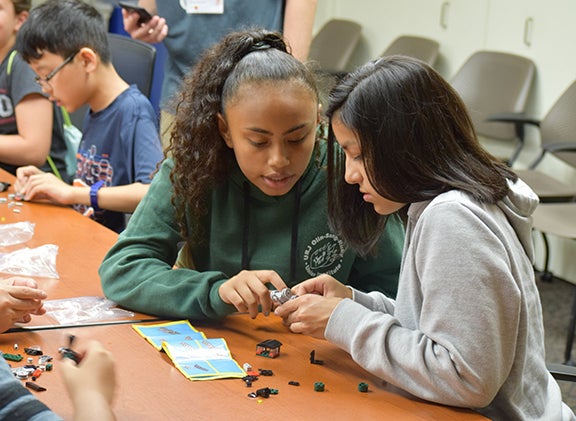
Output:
(14, 0), (163, 233)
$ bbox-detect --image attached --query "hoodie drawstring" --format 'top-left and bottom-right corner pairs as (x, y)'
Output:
(241, 180), (301, 284)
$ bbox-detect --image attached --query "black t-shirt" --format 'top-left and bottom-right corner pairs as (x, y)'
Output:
(0, 49), (69, 182)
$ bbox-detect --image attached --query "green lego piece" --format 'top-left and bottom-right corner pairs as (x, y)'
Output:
(2, 353), (23, 362)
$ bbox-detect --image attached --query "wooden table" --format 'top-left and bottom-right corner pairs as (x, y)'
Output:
(0, 170), (156, 327)
(0, 314), (486, 421)
(0, 169), (486, 419)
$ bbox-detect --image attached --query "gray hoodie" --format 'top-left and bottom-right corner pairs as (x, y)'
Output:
(326, 179), (575, 420)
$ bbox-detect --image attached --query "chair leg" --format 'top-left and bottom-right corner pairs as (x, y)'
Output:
(539, 232), (554, 282)
(564, 286), (576, 365)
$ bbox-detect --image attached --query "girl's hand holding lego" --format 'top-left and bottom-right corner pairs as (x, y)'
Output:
(15, 165), (73, 204)
(60, 340), (116, 421)
(274, 293), (343, 339)
(0, 277), (47, 332)
(219, 270), (288, 319)
(122, 10), (168, 44)
(290, 274), (353, 299)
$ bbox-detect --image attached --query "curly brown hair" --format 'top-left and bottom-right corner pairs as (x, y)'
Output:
(166, 28), (320, 240)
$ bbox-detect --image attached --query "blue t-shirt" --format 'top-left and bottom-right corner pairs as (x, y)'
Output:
(157, 0), (285, 111)
(74, 85), (163, 232)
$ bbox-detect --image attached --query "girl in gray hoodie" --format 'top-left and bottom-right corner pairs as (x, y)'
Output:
(275, 56), (575, 420)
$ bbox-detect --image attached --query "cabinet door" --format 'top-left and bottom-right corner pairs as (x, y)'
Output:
(428, 0), (490, 78)
(332, 0), (489, 78)
(485, 0), (576, 114)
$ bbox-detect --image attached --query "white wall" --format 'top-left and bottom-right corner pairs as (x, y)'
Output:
(313, 0), (576, 284)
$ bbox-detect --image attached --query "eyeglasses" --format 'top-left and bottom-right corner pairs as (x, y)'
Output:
(35, 51), (78, 87)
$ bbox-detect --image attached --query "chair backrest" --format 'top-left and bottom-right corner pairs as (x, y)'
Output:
(450, 51), (535, 140)
(380, 35), (439, 66)
(540, 80), (576, 168)
(308, 19), (362, 74)
(68, 34), (157, 129)
(107, 33), (156, 98)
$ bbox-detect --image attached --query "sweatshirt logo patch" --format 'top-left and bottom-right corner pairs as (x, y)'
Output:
(303, 233), (344, 277)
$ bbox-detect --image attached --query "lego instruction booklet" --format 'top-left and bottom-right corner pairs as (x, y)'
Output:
(132, 320), (246, 381)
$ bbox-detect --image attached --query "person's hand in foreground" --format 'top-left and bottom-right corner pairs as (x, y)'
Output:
(60, 340), (116, 421)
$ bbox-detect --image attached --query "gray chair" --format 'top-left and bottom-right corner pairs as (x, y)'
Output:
(494, 80), (576, 203)
(70, 33), (157, 129)
(308, 19), (362, 77)
(450, 51), (536, 165)
(380, 35), (439, 66)
(533, 204), (576, 363)
(108, 33), (156, 98)
(548, 362), (576, 381)
(496, 80), (576, 280)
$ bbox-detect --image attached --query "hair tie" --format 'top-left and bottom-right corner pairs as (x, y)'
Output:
(250, 41), (272, 52)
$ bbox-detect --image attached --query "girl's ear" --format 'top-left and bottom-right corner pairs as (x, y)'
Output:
(217, 113), (233, 148)
(77, 47), (99, 73)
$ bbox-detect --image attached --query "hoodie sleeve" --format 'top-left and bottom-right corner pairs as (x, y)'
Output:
(99, 159), (236, 320)
(325, 201), (523, 408)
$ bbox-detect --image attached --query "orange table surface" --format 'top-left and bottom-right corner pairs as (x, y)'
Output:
(0, 314), (487, 421)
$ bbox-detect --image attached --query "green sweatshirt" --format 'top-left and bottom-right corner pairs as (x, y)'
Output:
(99, 142), (404, 320)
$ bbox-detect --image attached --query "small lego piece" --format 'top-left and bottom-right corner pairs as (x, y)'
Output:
(15, 368), (30, 380)
(248, 387), (273, 399)
(242, 362), (252, 372)
(256, 339), (282, 358)
(24, 347), (43, 356)
(32, 368), (43, 381)
(242, 375), (258, 387)
(314, 381), (325, 392)
(358, 382), (369, 393)
(255, 387), (271, 398)
(25, 381), (46, 392)
(38, 355), (53, 365)
(45, 363), (53, 371)
(59, 335), (81, 364)
(310, 350), (324, 365)
(0, 182), (11, 192)
(258, 368), (273, 376)
(2, 353), (23, 362)
(270, 288), (298, 305)
(13, 344), (18, 350)
(288, 380), (300, 386)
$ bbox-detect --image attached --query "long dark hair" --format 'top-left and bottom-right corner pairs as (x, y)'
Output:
(166, 29), (319, 240)
(327, 56), (517, 255)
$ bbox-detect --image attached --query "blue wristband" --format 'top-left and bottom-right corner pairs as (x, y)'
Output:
(89, 180), (105, 211)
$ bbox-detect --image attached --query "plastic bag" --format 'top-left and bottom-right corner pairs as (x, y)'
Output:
(0, 221), (35, 247)
(43, 296), (134, 325)
(0, 244), (59, 278)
